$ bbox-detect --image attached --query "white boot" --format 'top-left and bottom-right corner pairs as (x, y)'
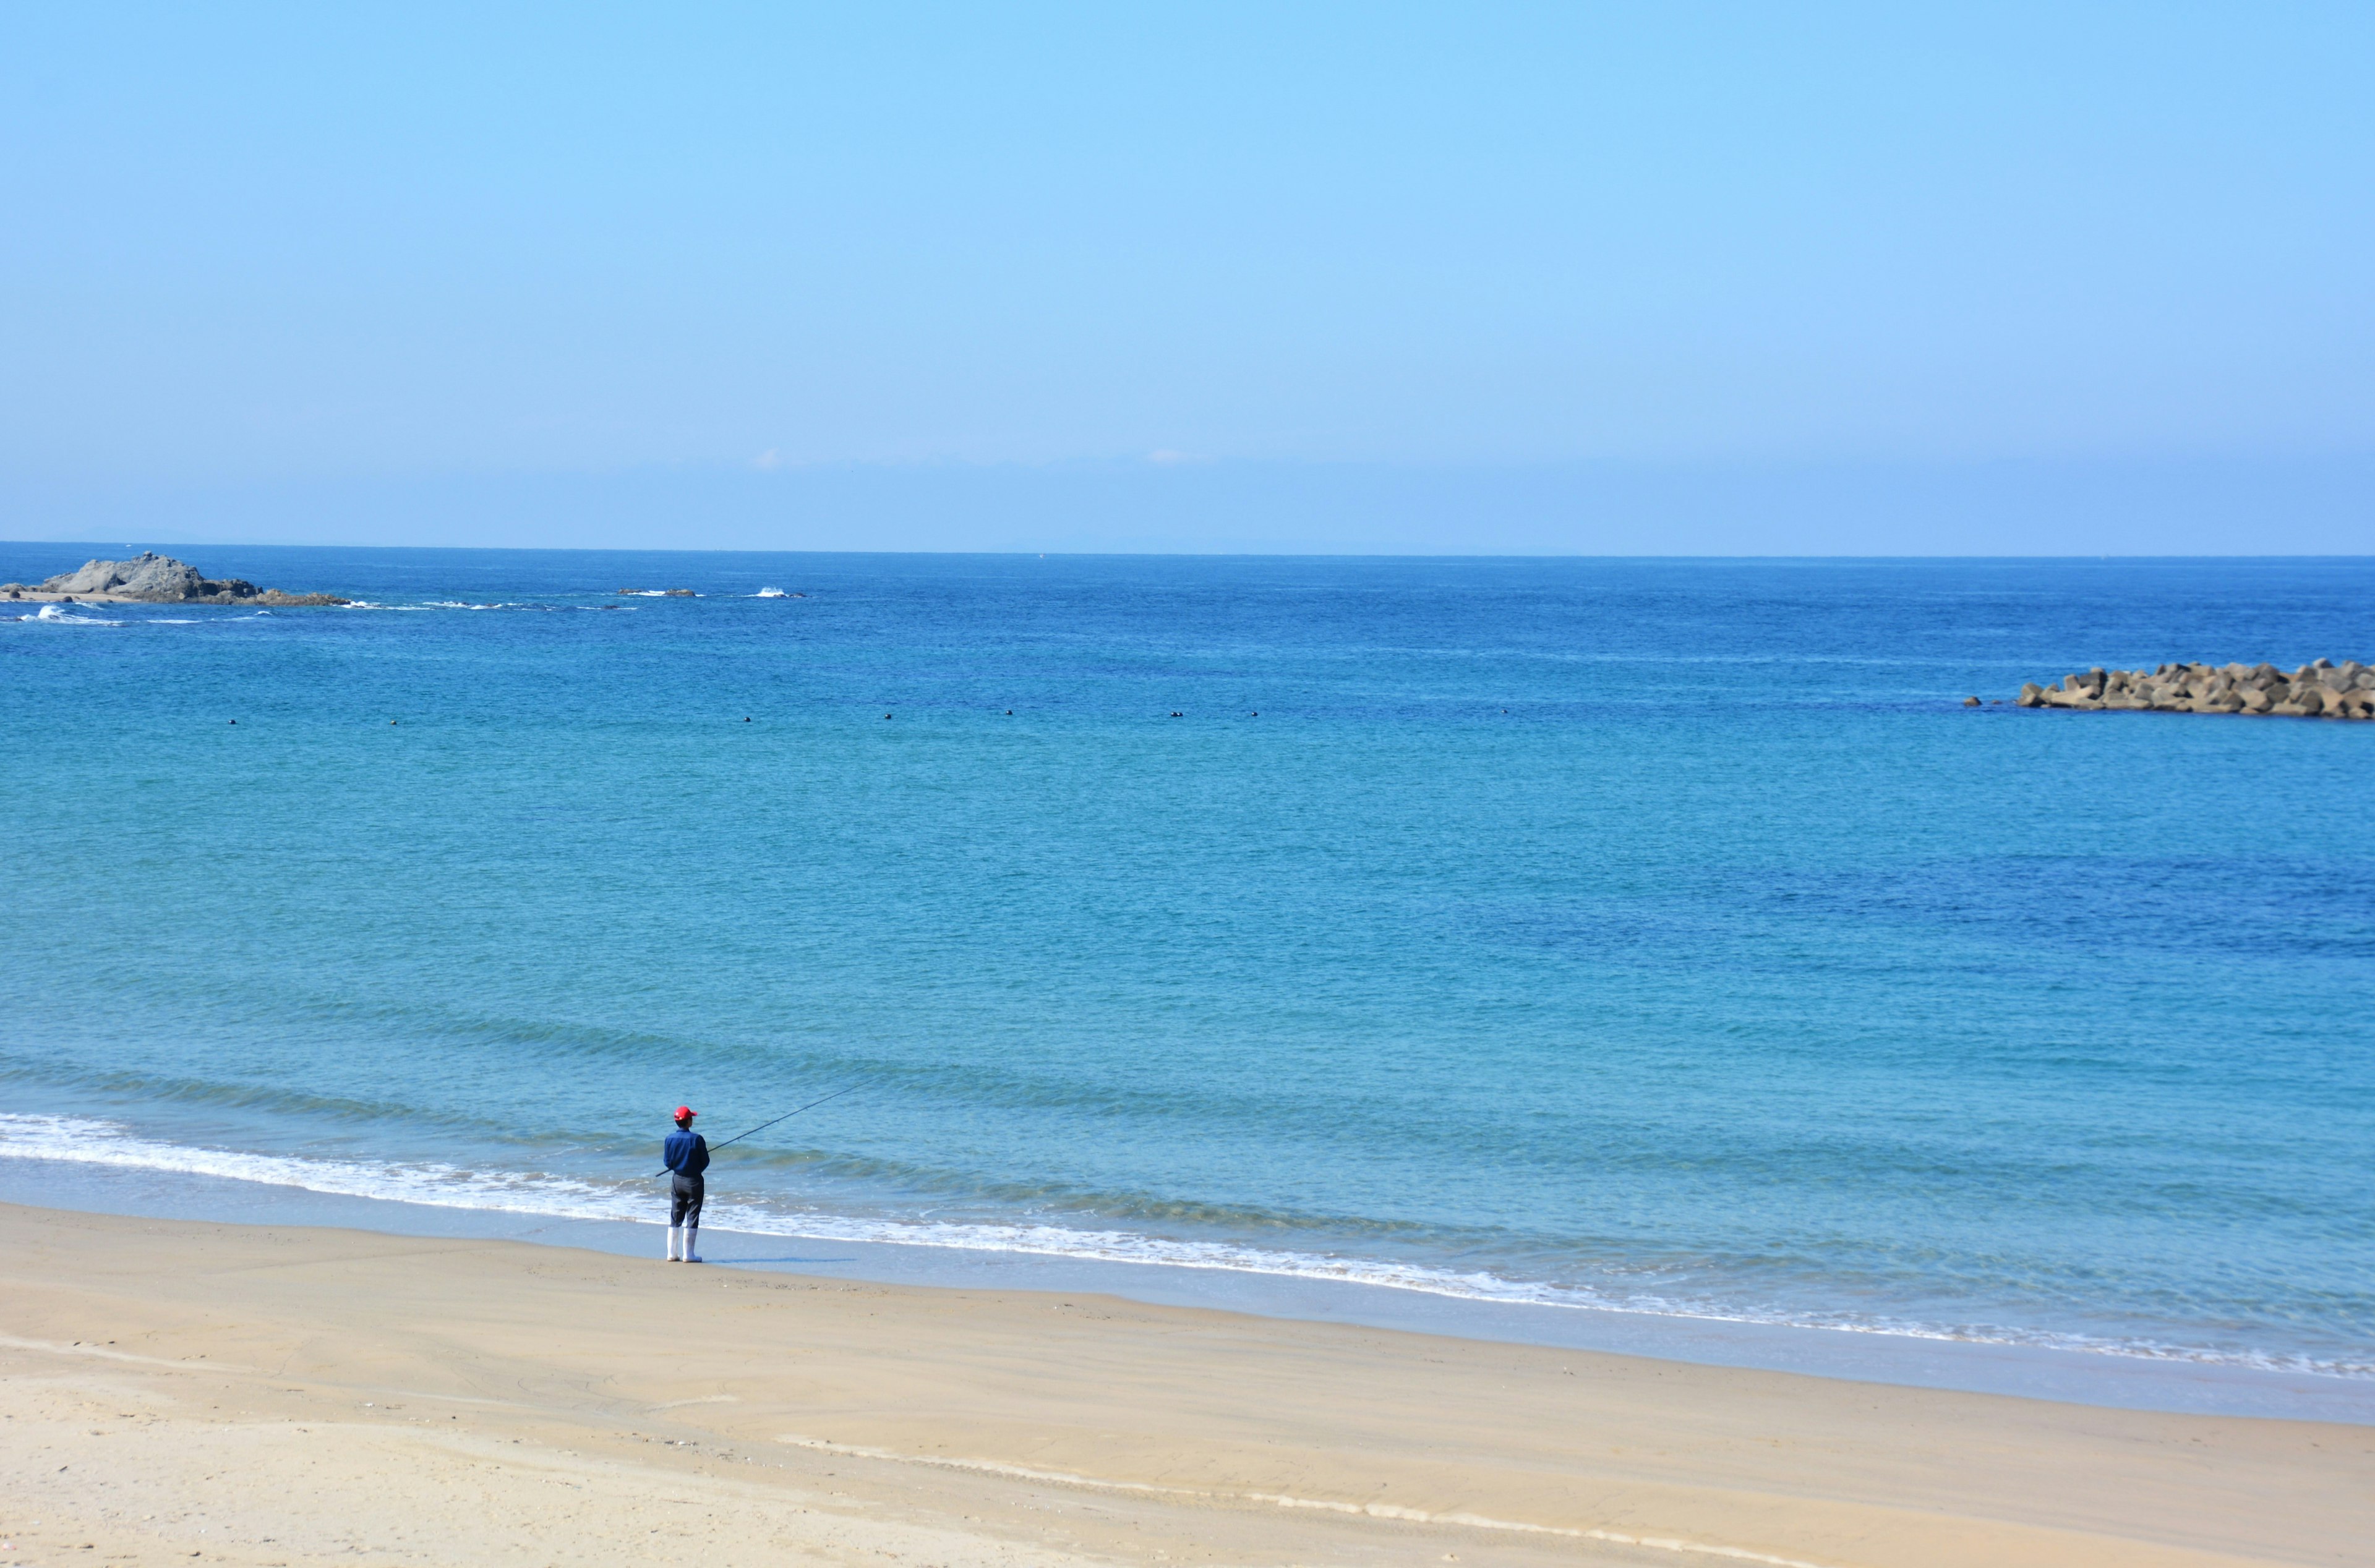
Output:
(682, 1225), (703, 1264)
(665, 1225), (681, 1261)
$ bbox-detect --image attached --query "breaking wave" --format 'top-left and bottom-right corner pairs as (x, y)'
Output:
(17, 605), (126, 626)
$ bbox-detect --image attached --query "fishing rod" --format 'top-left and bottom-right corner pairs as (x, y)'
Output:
(654, 1082), (865, 1177)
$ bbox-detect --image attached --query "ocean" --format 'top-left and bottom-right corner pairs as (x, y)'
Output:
(4, 545), (2371, 1412)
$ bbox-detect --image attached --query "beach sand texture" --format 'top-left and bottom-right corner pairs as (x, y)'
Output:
(0, 1204), (2362, 1568)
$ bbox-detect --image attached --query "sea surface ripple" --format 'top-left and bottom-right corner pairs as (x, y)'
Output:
(2, 547), (2370, 1381)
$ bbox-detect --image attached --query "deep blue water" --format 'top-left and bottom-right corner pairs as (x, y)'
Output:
(4, 545), (2371, 1381)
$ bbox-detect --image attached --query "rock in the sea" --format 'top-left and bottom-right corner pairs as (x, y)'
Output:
(43, 554), (192, 597)
(2013, 659), (2374, 719)
(0, 552), (348, 606)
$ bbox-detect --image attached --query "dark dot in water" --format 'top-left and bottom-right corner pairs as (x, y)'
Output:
(743, 717), (751, 722)
(228, 719), (237, 725)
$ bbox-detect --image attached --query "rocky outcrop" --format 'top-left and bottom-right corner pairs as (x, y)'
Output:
(2018, 660), (2375, 719)
(0, 553), (348, 606)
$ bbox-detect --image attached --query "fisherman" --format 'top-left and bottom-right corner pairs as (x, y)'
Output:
(662, 1106), (709, 1263)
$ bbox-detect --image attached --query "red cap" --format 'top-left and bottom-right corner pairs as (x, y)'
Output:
(674, 1106), (696, 1121)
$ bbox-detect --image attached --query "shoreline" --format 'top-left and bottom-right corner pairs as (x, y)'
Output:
(5, 1151), (2368, 1426)
(2, 1199), (2364, 1568)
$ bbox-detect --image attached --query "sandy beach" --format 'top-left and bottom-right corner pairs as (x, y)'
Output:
(0, 1203), (2361, 1567)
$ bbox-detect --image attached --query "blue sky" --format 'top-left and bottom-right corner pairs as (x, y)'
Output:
(4, 3), (2371, 552)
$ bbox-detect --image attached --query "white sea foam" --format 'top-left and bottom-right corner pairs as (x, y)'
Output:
(19, 605), (126, 626)
(755, 587), (788, 597)
(0, 1114), (646, 1224)
(0, 1112), (2360, 1381)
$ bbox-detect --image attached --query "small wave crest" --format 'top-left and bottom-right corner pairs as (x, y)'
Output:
(19, 605), (126, 626)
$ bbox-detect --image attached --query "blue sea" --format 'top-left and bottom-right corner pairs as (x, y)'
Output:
(4, 545), (2371, 1411)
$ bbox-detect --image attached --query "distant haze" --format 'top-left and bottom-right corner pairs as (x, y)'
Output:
(4, 4), (2371, 553)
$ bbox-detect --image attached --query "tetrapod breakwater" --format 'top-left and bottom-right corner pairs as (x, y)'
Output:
(2018, 660), (2374, 718)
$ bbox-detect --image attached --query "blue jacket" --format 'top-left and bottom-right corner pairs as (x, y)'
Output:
(663, 1128), (710, 1177)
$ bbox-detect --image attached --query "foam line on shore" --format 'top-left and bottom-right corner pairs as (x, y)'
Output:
(776, 1436), (1837, 1568)
(0, 1331), (249, 1371)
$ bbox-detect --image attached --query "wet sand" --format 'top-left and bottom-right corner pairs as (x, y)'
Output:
(0, 1202), (2362, 1567)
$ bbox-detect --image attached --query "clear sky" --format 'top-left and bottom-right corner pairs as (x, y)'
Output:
(4, 3), (2371, 552)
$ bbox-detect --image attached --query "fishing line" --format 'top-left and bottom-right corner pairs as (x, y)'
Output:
(654, 1082), (867, 1177)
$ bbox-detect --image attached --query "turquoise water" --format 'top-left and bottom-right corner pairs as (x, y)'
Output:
(4, 545), (2371, 1384)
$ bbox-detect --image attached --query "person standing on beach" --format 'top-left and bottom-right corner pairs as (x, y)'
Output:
(662, 1106), (709, 1263)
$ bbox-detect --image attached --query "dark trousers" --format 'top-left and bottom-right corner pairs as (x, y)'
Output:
(669, 1173), (705, 1227)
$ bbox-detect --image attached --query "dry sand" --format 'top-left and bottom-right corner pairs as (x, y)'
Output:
(0, 1203), (2364, 1568)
